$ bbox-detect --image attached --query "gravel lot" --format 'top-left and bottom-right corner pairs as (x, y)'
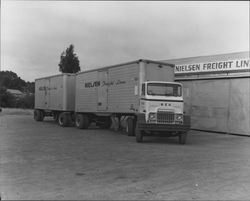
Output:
(0, 108), (250, 200)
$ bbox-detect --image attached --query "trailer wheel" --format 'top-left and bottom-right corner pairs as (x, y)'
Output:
(136, 129), (143, 143)
(126, 117), (135, 136)
(58, 112), (70, 127)
(40, 111), (44, 121)
(75, 114), (90, 129)
(34, 109), (44, 121)
(75, 114), (82, 128)
(179, 132), (187, 144)
(53, 112), (59, 122)
(34, 110), (39, 121)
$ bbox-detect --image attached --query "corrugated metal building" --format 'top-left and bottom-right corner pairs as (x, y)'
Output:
(163, 51), (250, 136)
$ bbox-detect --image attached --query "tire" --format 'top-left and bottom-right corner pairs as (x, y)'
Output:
(136, 128), (143, 143)
(40, 111), (44, 121)
(53, 112), (59, 122)
(58, 112), (70, 127)
(126, 117), (135, 136)
(75, 114), (90, 129)
(179, 132), (187, 144)
(34, 110), (40, 121)
(34, 109), (44, 121)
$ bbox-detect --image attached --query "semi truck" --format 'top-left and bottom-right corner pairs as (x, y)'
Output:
(34, 73), (76, 127)
(75, 59), (190, 144)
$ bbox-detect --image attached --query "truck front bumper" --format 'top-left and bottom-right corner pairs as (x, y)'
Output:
(137, 113), (191, 132)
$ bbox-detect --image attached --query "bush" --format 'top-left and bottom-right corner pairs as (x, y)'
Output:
(0, 87), (34, 109)
(0, 89), (16, 107)
(16, 94), (34, 109)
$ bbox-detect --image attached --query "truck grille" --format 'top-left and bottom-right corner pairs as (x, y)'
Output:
(157, 111), (174, 124)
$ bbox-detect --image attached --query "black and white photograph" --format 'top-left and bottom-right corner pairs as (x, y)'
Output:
(0, 0), (249, 200)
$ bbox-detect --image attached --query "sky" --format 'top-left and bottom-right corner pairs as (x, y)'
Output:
(1, 1), (249, 82)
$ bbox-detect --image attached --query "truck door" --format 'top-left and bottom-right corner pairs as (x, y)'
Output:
(97, 70), (108, 111)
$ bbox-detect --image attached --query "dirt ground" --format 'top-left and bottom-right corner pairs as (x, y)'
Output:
(0, 108), (250, 200)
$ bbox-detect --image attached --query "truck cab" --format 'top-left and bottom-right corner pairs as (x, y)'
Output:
(136, 81), (190, 144)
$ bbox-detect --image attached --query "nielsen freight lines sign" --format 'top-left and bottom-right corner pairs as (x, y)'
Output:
(175, 58), (249, 74)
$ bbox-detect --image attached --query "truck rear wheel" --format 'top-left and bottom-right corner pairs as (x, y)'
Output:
(179, 132), (187, 144)
(75, 114), (90, 129)
(58, 112), (70, 127)
(136, 129), (143, 143)
(34, 109), (44, 121)
(126, 117), (135, 136)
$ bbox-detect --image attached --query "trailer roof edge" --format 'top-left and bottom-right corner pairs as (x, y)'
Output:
(76, 59), (175, 75)
(35, 73), (75, 81)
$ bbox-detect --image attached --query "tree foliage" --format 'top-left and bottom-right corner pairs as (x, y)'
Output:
(0, 71), (35, 108)
(58, 44), (81, 73)
(0, 89), (16, 108)
(0, 71), (25, 91)
(0, 71), (35, 93)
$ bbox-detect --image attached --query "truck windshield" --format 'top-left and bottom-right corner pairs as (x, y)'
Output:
(147, 83), (182, 97)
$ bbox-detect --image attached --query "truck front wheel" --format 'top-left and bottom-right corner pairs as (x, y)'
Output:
(126, 117), (135, 136)
(179, 132), (187, 144)
(58, 112), (70, 127)
(75, 114), (90, 129)
(34, 109), (44, 121)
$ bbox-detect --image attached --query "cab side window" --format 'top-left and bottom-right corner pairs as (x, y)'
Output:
(141, 84), (145, 96)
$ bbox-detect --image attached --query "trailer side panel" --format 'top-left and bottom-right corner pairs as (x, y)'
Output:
(75, 71), (99, 112)
(75, 63), (139, 113)
(35, 74), (75, 111)
(108, 63), (139, 113)
(65, 75), (76, 111)
(49, 75), (63, 110)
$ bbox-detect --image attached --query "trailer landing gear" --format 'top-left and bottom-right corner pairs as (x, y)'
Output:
(34, 110), (44, 121)
(97, 117), (112, 129)
(126, 117), (136, 136)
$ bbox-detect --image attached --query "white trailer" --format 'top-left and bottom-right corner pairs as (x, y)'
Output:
(34, 73), (76, 126)
(75, 60), (190, 144)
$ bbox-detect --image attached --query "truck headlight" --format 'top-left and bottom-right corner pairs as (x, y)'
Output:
(175, 114), (183, 121)
(148, 113), (156, 121)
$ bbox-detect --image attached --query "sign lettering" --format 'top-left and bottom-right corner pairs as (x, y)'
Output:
(85, 81), (100, 88)
(175, 58), (249, 74)
(84, 79), (126, 88)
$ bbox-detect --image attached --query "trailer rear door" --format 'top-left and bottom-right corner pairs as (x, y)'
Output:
(97, 70), (108, 111)
(44, 78), (50, 109)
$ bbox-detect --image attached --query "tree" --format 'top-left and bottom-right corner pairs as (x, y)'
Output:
(0, 71), (35, 108)
(0, 71), (27, 91)
(0, 88), (16, 108)
(58, 44), (81, 73)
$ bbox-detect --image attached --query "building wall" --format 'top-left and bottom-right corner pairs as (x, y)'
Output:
(163, 51), (250, 135)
